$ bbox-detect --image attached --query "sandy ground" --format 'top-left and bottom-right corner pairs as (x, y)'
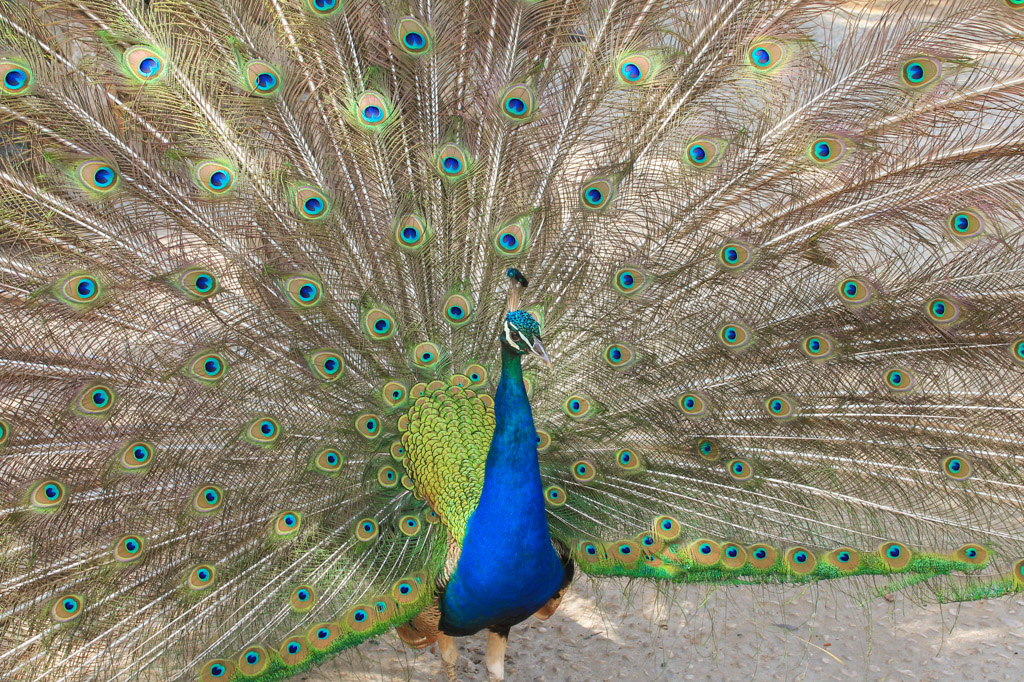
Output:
(298, 580), (1024, 681)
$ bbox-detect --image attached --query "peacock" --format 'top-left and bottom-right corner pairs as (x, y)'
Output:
(2, 0), (1024, 679)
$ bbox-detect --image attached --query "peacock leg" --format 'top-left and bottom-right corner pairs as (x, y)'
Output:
(485, 629), (509, 681)
(437, 632), (459, 682)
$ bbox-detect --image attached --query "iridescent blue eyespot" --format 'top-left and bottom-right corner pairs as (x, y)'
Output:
(5, 68), (27, 90)
(210, 171), (229, 190)
(754, 549), (767, 559)
(726, 546), (738, 558)
(246, 652), (259, 664)
(404, 32), (424, 49)
(621, 62), (641, 81)
(361, 105), (382, 123)
(585, 188), (603, 205)
(93, 167), (115, 188)
(287, 643), (300, 654)
(699, 543), (712, 555)
(442, 156), (461, 173)
(752, 47), (770, 66)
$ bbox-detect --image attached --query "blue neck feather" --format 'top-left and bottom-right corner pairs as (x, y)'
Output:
(439, 346), (564, 634)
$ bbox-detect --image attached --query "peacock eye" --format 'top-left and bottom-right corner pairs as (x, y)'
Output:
(510, 330), (521, 342)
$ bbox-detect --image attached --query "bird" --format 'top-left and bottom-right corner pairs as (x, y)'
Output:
(1, 0), (1023, 679)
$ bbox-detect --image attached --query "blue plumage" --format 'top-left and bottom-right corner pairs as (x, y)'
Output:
(440, 346), (566, 635)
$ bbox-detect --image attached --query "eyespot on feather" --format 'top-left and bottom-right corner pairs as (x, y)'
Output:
(884, 368), (915, 393)
(536, 430), (551, 453)
(244, 60), (281, 95)
(500, 83), (536, 121)
(942, 454), (972, 480)
(356, 90), (392, 127)
(200, 659), (234, 682)
(355, 518), (379, 542)
(954, 544), (988, 566)
(717, 241), (755, 271)
(307, 349), (344, 382)
(901, 56), (941, 87)
(571, 459), (596, 483)
(576, 540), (607, 564)
(809, 137), (846, 164)
(186, 351), (227, 385)
(747, 544), (778, 570)
(377, 464), (399, 488)
(0, 419), (9, 448)
(603, 343), (635, 368)
(364, 308), (396, 340)
(926, 297), (960, 326)
(306, 0), (341, 15)
(696, 438), (719, 461)
(392, 577), (421, 604)
(464, 364), (488, 386)
(72, 384), (116, 417)
(395, 213), (430, 253)
(124, 46), (164, 82)
(192, 485), (224, 513)
(690, 539), (722, 565)
(382, 381), (407, 408)
(314, 447), (343, 473)
(57, 273), (103, 308)
(346, 604), (376, 631)
(544, 484), (567, 507)
(31, 480), (66, 509)
(195, 161), (234, 194)
(293, 186), (331, 220)
(727, 458), (753, 481)
(615, 448), (641, 471)
(616, 53), (653, 85)
(176, 268), (219, 300)
(716, 323), (752, 351)
(290, 585), (315, 611)
(308, 622), (340, 650)
(612, 266), (648, 296)
(878, 541), (912, 570)
(764, 395), (796, 420)
(1, 59), (33, 94)
(238, 646), (269, 676)
(398, 515), (421, 537)
(278, 636), (309, 665)
(273, 511), (302, 537)
(355, 414), (381, 439)
(610, 540), (643, 565)
(837, 277), (873, 305)
(720, 542), (747, 569)
(187, 564), (216, 591)
(785, 547), (817, 574)
(562, 395), (593, 419)
(652, 515), (682, 542)
(824, 547), (861, 572)
(245, 417), (280, 445)
(281, 275), (323, 308)
(435, 143), (470, 180)
(443, 294), (473, 326)
(396, 17), (432, 55)
(946, 210), (986, 239)
(748, 39), (785, 71)
(412, 342), (441, 368)
(581, 177), (615, 210)
(114, 535), (144, 562)
(77, 161), (119, 193)
(677, 392), (709, 418)
(685, 139), (721, 167)
(493, 216), (530, 257)
(51, 594), (83, 622)
(801, 333), (835, 361)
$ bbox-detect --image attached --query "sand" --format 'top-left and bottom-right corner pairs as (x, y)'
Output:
(299, 579), (1024, 681)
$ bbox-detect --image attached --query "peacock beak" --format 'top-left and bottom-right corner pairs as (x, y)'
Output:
(529, 337), (552, 367)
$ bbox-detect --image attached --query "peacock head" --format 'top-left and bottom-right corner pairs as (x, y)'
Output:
(501, 310), (551, 366)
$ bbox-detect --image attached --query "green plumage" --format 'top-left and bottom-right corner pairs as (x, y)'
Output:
(1, 0), (1024, 679)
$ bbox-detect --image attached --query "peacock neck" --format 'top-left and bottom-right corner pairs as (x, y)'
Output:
(486, 346), (542, 486)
